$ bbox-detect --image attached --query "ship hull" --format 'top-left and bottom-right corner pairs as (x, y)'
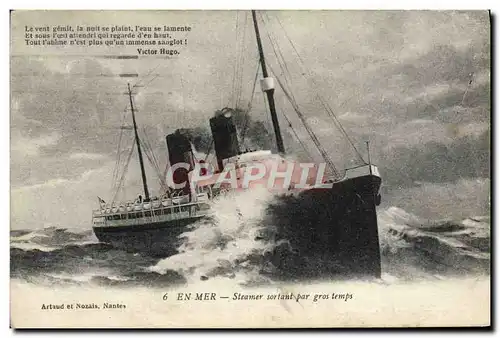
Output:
(92, 217), (203, 257)
(265, 173), (382, 279)
(93, 172), (381, 278)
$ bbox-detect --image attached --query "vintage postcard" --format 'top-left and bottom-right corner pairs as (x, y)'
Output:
(10, 9), (490, 328)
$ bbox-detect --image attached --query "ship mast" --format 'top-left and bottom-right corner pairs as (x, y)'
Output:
(127, 83), (150, 202)
(251, 10), (286, 154)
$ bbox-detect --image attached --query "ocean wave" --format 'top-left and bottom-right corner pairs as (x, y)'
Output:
(10, 192), (490, 287)
(379, 207), (490, 279)
(148, 190), (490, 285)
(10, 227), (97, 251)
(149, 188), (276, 285)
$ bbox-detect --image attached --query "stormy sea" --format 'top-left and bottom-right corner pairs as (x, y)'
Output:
(10, 189), (490, 288)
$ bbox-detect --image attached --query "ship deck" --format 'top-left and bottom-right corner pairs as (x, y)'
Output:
(93, 192), (212, 228)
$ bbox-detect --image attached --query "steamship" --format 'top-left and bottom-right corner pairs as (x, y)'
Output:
(92, 10), (382, 278)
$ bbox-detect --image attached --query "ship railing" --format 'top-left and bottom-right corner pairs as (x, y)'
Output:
(92, 192), (211, 218)
(92, 206), (211, 227)
(325, 164), (380, 183)
(92, 200), (212, 227)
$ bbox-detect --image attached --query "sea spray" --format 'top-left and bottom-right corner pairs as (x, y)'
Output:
(149, 201), (491, 285)
(10, 206), (490, 287)
(149, 187), (278, 285)
(378, 207), (490, 280)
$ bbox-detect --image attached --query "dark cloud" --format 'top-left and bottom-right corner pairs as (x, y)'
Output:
(352, 42), (490, 124)
(10, 153), (110, 188)
(172, 107), (296, 155)
(379, 130), (490, 190)
(12, 57), (127, 154)
(10, 10), (491, 228)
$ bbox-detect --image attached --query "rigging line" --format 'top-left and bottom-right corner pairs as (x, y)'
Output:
(270, 15), (327, 100)
(140, 128), (163, 180)
(262, 91), (273, 139)
(204, 139), (214, 162)
(113, 143), (134, 205)
(141, 136), (167, 191)
(111, 130), (124, 189)
(263, 14), (311, 119)
(180, 75), (186, 125)
(111, 108), (130, 189)
(130, 27), (191, 91)
(234, 12), (244, 108)
(272, 13), (308, 72)
(111, 125), (124, 188)
(134, 23), (199, 90)
(125, 73), (162, 114)
(106, 76), (154, 198)
(142, 128), (168, 190)
(280, 110), (314, 162)
(12, 72), (139, 77)
(261, 13), (293, 85)
(152, 150), (165, 187)
(144, 145), (167, 191)
(233, 11), (248, 109)
(282, 89), (331, 168)
(318, 94), (365, 162)
(132, 64), (161, 89)
(140, 130), (154, 168)
(265, 31), (292, 90)
(113, 135), (136, 195)
(271, 13), (365, 164)
(119, 75), (161, 187)
(263, 26), (301, 112)
(234, 15), (243, 108)
(111, 140), (136, 206)
(319, 96), (366, 163)
(240, 60), (261, 145)
(461, 72), (474, 105)
(231, 11), (240, 107)
(261, 13), (296, 96)
(234, 17), (243, 108)
(162, 160), (171, 193)
(271, 66), (339, 176)
(259, 15), (302, 122)
(11, 90), (130, 94)
(236, 11), (249, 108)
(247, 58), (261, 111)
(140, 73), (161, 92)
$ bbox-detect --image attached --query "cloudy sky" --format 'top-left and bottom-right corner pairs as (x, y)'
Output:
(10, 10), (490, 230)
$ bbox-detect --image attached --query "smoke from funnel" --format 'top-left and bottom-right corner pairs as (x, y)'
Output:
(178, 107), (275, 155)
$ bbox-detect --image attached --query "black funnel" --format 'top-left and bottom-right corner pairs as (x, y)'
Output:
(166, 130), (195, 192)
(209, 111), (240, 171)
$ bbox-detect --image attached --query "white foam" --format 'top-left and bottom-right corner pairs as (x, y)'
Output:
(150, 187), (277, 283)
(10, 241), (57, 252)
